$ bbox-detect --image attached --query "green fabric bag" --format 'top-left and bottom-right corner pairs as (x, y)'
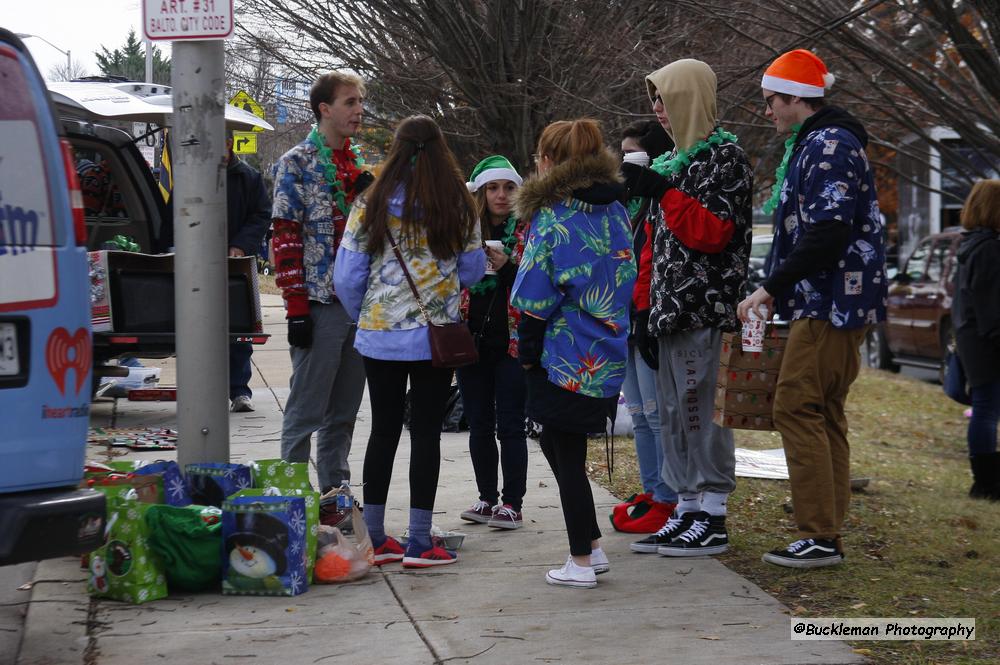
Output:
(230, 488), (319, 580)
(251, 459), (313, 492)
(145, 504), (223, 591)
(88, 498), (168, 604)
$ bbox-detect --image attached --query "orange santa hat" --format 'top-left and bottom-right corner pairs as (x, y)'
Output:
(761, 49), (835, 97)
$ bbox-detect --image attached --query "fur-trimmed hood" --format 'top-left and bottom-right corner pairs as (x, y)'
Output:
(514, 149), (623, 221)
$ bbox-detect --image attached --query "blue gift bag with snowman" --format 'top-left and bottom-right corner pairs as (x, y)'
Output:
(221, 494), (308, 596)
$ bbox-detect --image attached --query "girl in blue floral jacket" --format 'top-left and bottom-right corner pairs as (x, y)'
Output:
(511, 119), (635, 588)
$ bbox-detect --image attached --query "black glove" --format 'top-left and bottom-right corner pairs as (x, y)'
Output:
(354, 170), (375, 195)
(517, 315), (547, 368)
(621, 162), (671, 201)
(287, 315), (314, 349)
(633, 310), (659, 370)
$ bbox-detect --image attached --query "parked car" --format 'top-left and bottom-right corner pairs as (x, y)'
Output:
(747, 232), (773, 295)
(44, 81), (272, 382)
(0, 29), (105, 565)
(864, 227), (962, 376)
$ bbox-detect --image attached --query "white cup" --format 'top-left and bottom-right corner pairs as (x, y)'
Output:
(484, 240), (503, 275)
(623, 151), (650, 168)
(741, 306), (768, 353)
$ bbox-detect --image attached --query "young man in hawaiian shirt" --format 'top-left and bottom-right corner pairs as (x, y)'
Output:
(739, 49), (887, 568)
(271, 72), (375, 496)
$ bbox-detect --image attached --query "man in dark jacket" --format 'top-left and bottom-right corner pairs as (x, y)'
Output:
(739, 49), (887, 568)
(225, 135), (271, 412)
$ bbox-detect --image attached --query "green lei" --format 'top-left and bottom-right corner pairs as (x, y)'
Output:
(626, 197), (644, 220)
(762, 123), (802, 215)
(468, 215), (518, 295)
(650, 127), (740, 177)
(308, 124), (365, 217)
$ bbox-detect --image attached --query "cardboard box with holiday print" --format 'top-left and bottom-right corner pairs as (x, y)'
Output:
(713, 328), (787, 431)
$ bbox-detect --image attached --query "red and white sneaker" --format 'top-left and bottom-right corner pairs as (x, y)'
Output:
(373, 536), (405, 565)
(460, 500), (494, 524)
(402, 541), (458, 568)
(487, 504), (523, 529)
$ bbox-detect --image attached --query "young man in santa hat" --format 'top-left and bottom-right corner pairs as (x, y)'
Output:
(738, 49), (887, 568)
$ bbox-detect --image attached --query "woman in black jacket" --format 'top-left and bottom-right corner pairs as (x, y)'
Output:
(952, 179), (1000, 500)
(457, 156), (529, 529)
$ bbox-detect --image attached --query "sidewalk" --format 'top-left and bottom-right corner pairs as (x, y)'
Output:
(17, 295), (863, 665)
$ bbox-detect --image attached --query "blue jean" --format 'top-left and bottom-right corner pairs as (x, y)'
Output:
(456, 351), (528, 511)
(968, 379), (1000, 456)
(622, 346), (677, 503)
(229, 341), (253, 400)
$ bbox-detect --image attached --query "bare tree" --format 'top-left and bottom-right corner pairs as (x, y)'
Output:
(47, 59), (89, 82)
(235, 0), (748, 171)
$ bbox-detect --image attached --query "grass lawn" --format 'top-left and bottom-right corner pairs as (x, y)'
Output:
(588, 367), (999, 664)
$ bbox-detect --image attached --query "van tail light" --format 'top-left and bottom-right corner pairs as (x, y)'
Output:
(60, 138), (87, 246)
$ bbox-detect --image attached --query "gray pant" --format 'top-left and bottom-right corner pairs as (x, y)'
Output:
(280, 300), (366, 492)
(657, 328), (735, 494)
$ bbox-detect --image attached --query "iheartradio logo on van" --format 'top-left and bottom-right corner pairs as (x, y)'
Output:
(46, 327), (91, 395)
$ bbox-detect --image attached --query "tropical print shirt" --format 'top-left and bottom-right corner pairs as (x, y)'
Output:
(511, 198), (636, 398)
(271, 138), (351, 313)
(338, 199), (483, 333)
(769, 119), (887, 328)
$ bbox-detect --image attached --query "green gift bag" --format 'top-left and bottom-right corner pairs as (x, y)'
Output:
(251, 459), (313, 492)
(230, 488), (319, 581)
(145, 504), (223, 592)
(88, 498), (168, 604)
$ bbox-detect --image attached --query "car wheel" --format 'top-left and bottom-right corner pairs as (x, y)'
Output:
(865, 325), (898, 372)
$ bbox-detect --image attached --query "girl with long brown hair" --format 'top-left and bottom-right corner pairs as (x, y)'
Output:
(334, 115), (486, 568)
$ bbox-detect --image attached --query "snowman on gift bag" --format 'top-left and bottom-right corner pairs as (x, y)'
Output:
(225, 512), (290, 593)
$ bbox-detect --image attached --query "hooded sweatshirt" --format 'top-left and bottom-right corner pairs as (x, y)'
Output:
(643, 60), (754, 336)
(764, 105), (887, 329)
(952, 227), (1000, 387)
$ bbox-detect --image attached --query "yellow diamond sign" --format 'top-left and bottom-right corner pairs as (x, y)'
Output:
(229, 90), (266, 133)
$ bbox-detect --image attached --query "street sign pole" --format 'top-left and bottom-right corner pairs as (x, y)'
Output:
(172, 39), (229, 468)
(143, 0), (235, 466)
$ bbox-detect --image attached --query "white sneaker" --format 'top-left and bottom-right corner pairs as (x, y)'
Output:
(545, 556), (597, 588)
(590, 547), (609, 575)
(230, 395), (254, 412)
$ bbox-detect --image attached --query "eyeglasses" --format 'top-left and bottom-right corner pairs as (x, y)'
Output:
(764, 93), (781, 110)
(652, 94), (663, 108)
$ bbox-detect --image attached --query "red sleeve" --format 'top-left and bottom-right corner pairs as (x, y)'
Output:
(271, 218), (309, 318)
(660, 188), (735, 254)
(631, 217), (653, 311)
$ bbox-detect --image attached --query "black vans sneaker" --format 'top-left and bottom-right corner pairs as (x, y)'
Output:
(761, 538), (843, 568)
(657, 512), (729, 556)
(630, 511), (695, 553)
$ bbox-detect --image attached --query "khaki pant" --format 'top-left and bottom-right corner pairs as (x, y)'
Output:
(773, 319), (868, 548)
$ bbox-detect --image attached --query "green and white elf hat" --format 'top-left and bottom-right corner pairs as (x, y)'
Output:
(466, 155), (523, 192)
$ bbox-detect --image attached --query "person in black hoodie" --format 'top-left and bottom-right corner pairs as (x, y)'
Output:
(739, 49), (887, 569)
(952, 179), (1000, 501)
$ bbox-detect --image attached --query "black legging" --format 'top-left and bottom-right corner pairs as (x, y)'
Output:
(538, 426), (602, 556)
(362, 357), (454, 510)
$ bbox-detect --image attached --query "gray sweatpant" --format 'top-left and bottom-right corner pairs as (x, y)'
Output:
(657, 328), (735, 494)
(280, 300), (366, 492)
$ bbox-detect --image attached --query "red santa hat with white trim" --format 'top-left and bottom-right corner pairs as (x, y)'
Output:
(761, 49), (835, 97)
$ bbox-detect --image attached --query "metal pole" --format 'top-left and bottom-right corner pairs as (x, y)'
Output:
(172, 39), (230, 466)
(66, 50), (71, 79)
(144, 39), (152, 83)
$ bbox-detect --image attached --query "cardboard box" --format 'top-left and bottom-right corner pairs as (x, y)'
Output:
(713, 329), (787, 431)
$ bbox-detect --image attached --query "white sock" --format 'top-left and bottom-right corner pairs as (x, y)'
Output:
(677, 492), (701, 515)
(702, 491), (729, 517)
